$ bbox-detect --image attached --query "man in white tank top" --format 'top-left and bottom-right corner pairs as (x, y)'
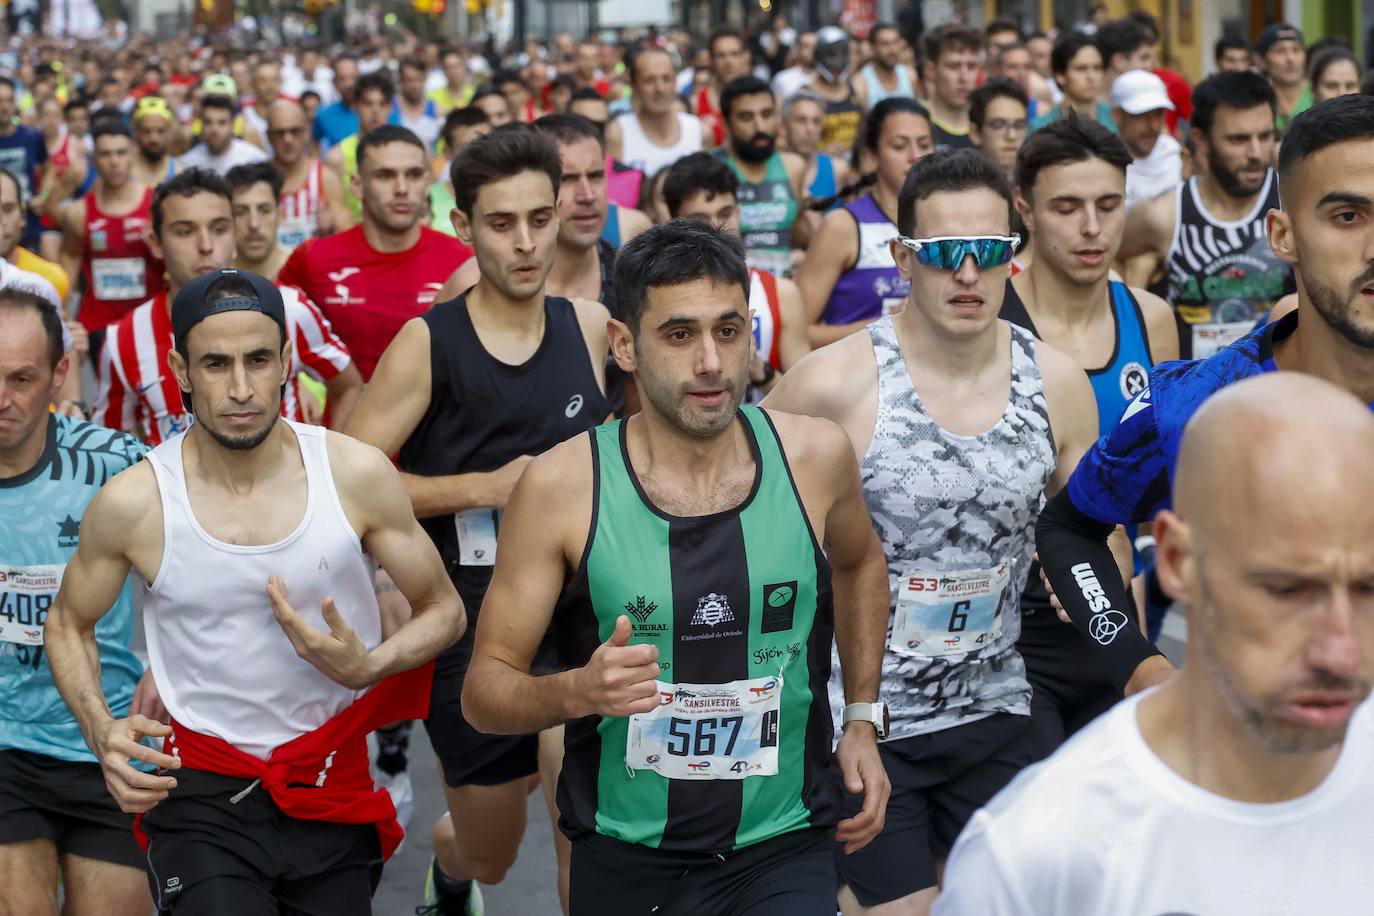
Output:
(606, 46), (713, 177)
(45, 268), (464, 916)
(765, 149), (1103, 916)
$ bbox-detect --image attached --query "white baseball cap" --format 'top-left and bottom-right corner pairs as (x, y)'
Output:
(1110, 69), (1175, 116)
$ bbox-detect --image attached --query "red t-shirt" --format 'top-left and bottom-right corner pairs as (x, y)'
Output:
(278, 226), (472, 379)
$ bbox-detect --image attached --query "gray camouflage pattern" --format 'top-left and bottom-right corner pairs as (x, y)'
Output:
(831, 317), (1055, 741)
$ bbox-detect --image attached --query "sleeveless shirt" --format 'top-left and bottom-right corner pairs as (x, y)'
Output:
(616, 111), (703, 177)
(860, 63), (915, 106)
(80, 186), (165, 332)
(821, 193), (907, 325)
(278, 158), (324, 249)
(717, 149), (799, 276)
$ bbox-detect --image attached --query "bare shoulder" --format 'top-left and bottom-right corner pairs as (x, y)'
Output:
(1033, 333), (1091, 395)
(1131, 287), (1175, 335)
(776, 275), (804, 309)
(765, 331), (874, 414)
(781, 150), (806, 174)
(323, 429), (397, 493)
(84, 459), (160, 546)
(516, 433), (596, 542)
(523, 431), (594, 493)
(569, 296), (611, 325)
(617, 206), (652, 241)
(764, 408), (852, 469)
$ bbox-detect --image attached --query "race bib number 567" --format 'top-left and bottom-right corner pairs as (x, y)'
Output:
(626, 675), (781, 780)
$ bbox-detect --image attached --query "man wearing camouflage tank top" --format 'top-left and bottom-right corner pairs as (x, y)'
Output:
(766, 148), (1103, 916)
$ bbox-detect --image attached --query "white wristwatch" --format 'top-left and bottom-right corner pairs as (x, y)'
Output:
(841, 702), (889, 738)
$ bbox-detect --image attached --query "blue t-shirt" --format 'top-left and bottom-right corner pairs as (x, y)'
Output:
(1065, 311), (1294, 527)
(0, 415), (146, 763)
(314, 101), (359, 149)
(0, 124), (46, 242)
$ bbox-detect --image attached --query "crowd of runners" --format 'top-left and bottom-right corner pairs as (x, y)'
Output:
(1, 9), (1373, 916)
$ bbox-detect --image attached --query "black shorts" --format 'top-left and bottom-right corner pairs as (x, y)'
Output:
(570, 827), (836, 916)
(423, 631), (540, 788)
(834, 713), (1031, 907)
(0, 747), (143, 868)
(1018, 616), (1120, 761)
(141, 768), (379, 916)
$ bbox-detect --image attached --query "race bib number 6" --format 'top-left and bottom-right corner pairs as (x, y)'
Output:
(626, 675), (781, 780)
(891, 564), (1010, 658)
(0, 565), (62, 646)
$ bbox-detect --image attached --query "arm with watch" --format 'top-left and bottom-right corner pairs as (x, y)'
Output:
(811, 416), (893, 855)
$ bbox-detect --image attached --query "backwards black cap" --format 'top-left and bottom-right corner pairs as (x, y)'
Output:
(171, 268), (287, 349)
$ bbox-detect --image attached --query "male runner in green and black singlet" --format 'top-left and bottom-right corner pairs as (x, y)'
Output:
(462, 218), (892, 916)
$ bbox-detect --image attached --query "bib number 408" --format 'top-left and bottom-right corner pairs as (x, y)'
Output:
(665, 716), (743, 757)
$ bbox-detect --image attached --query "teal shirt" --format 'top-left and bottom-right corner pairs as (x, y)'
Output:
(430, 180), (457, 236)
(0, 415), (145, 763)
(1030, 101), (1118, 133)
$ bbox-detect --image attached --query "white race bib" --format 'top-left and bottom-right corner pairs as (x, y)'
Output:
(626, 674), (781, 780)
(455, 507), (499, 566)
(0, 565), (62, 646)
(891, 564), (1011, 658)
(746, 248), (792, 278)
(91, 257), (147, 301)
(1191, 321), (1253, 359)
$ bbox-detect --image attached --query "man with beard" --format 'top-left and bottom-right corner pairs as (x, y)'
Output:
(1257, 23), (1309, 133)
(940, 374), (1374, 915)
(809, 27), (863, 157)
(712, 77), (806, 275)
(268, 99), (348, 246)
(345, 125), (611, 916)
(919, 24), (983, 150)
(461, 217), (891, 916)
(129, 96), (178, 188)
(178, 95), (269, 176)
(1121, 71), (1293, 358)
(46, 265), (464, 916)
(1109, 71), (1181, 209)
(94, 168), (362, 445)
(1035, 94), (1374, 702)
(854, 23), (916, 109)
(279, 125), (471, 382)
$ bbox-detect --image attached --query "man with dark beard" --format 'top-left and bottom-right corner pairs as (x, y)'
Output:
(1035, 94), (1374, 702)
(130, 96), (179, 188)
(712, 77), (807, 275)
(1120, 71), (1295, 358)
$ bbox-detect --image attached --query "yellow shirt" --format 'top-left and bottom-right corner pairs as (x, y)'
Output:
(13, 247), (70, 302)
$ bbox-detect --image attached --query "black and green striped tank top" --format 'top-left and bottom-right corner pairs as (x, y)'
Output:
(553, 405), (838, 854)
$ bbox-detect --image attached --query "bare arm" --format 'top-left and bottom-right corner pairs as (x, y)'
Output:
(775, 276), (811, 371)
(616, 205), (652, 243)
(605, 118), (624, 163)
(320, 162), (352, 232)
(1135, 287), (1180, 365)
(1119, 191), (1174, 262)
(322, 362), (364, 429)
(699, 117), (715, 150)
(1037, 338), (1099, 497)
(344, 316), (528, 517)
(782, 152), (812, 249)
(58, 202), (84, 311)
(463, 437), (661, 735)
(435, 257), (480, 304)
(45, 467), (182, 812)
(796, 208), (862, 347)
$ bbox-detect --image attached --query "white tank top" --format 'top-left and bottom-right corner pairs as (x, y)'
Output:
(616, 111), (702, 177)
(277, 159), (323, 249)
(142, 421), (382, 760)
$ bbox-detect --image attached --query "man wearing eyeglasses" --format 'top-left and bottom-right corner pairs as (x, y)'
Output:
(969, 77), (1030, 176)
(765, 147), (1100, 915)
(267, 99), (349, 246)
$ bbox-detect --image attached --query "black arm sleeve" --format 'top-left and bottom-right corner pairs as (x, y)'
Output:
(1035, 488), (1163, 693)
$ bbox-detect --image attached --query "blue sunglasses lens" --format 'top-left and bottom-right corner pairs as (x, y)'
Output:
(914, 238), (1015, 270)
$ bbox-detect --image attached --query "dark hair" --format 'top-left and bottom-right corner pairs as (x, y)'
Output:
(709, 25), (746, 54)
(870, 22), (903, 43)
(1277, 93), (1374, 198)
(611, 218), (748, 331)
(64, 98), (89, 115)
(1014, 111), (1131, 200)
(662, 152), (738, 216)
(91, 119), (133, 143)
(200, 94), (235, 115)
(897, 147), (1011, 237)
(985, 17), (1022, 39)
(225, 160), (284, 200)
(1051, 32), (1100, 76)
(0, 76), (15, 94)
(810, 98), (929, 211)
(356, 123), (426, 172)
(1094, 19), (1150, 67)
(921, 23), (983, 65)
(355, 70), (395, 104)
(443, 105), (489, 147)
(1190, 70), (1278, 136)
(970, 77), (1028, 129)
(570, 87), (606, 104)
(440, 46), (464, 65)
(1127, 10), (1161, 43)
(533, 112), (603, 151)
(300, 89), (321, 105)
(448, 123), (561, 218)
(151, 167), (231, 238)
(471, 85), (504, 105)
(1214, 35), (1249, 63)
(627, 44), (672, 83)
(0, 287), (64, 369)
(492, 68), (526, 90)
(719, 76), (773, 119)
(1309, 47), (1360, 88)
(400, 56), (427, 76)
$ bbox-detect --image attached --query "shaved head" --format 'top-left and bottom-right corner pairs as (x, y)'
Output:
(1159, 373), (1374, 755)
(266, 99), (309, 165)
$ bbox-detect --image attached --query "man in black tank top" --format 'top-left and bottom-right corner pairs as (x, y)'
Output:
(345, 125), (610, 915)
(1119, 72), (1295, 358)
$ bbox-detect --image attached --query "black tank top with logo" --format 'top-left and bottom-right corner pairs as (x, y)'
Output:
(401, 293), (609, 610)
